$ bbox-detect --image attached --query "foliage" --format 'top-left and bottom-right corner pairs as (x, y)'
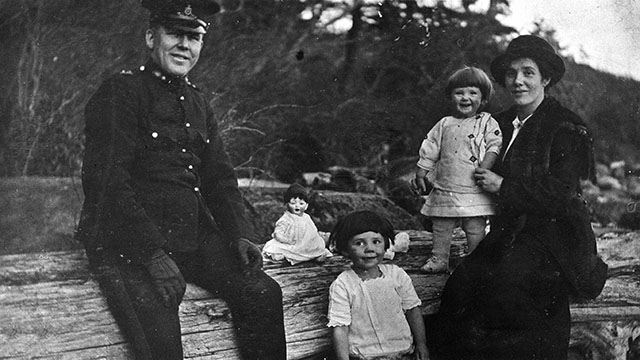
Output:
(0, 0), (146, 177)
(0, 0), (638, 180)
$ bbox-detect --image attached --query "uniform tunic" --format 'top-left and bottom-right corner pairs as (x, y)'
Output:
(77, 60), (249, 263)
(417, 112), (502, 217)
(76, 60), (286, 360)
(328, 264), (422, 359)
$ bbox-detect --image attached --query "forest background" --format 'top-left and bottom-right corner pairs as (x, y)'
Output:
(1, 0), (639, 183)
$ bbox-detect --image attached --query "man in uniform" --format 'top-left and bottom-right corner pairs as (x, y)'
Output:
(76, 1), (286, 359)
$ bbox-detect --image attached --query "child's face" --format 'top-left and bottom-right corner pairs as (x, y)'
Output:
(451, 86), (482, 118)
(286, 198), (308, 216)
(343, 231), (386, 272)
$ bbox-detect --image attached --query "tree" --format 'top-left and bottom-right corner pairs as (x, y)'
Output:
(1, 0), (145, 176)
(0, 0), (638, 180)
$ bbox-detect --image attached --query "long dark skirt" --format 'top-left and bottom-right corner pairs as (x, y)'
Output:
(426, 232), (571, 360)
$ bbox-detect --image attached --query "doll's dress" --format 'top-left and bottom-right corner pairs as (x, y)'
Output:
(262, 211), (332, 264)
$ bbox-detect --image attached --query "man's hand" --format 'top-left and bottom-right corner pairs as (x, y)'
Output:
(230, 238), (263, 272)
(145, 249), (186, 308)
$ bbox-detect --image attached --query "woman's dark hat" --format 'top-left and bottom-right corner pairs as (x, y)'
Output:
(284, 183), (308, 203)
(141, 0), (220, 34)
(490, 35), (565, 88)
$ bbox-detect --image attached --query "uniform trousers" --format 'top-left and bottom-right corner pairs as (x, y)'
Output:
(89, 237), (286, 360)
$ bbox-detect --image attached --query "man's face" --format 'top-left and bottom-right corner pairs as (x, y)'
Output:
(146, 26), (203, 77)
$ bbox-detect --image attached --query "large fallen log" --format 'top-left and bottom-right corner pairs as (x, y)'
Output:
(1, 229), (639, 359)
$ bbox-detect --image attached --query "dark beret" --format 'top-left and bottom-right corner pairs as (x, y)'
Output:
(141, 0), (220, 34)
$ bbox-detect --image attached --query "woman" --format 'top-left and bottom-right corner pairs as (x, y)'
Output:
(426, 35), (603, 360)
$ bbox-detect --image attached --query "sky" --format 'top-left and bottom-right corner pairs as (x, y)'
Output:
(492, 0), (640, 81)
(327, 0), (640, 80)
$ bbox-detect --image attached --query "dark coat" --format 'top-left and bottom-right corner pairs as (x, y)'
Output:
(76, 60), (250, 264)
(429, 97), (598, 360)
(491, 96), (598, 297)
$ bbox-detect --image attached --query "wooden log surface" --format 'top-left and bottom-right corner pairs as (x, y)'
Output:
(1, 229), (639, 359)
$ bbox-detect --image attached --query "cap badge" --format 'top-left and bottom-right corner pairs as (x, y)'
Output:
(184, 5), (193, 16)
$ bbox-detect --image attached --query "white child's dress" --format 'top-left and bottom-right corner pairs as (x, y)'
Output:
(262, 211), (332, 265)
(327, 264), (422, 359)
(417, 112), (502, 217)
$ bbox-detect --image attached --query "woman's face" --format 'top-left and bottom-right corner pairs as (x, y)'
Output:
(504, 58), (550, 115)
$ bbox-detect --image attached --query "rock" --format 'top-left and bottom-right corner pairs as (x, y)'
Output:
(597, 175), (623, 191)
(595, 162), (611, 177)
(376, 157), (427, 215)
(312, 166), (384, 195)
(625, 175), (640, 199)
(618, 201), (640, 230)
(583, 188), (635, 228)
(301, 172), (332, 188)
(610, 160), (627, 180)
(242, 186), (424, 243)
(307, 190), (423, 231)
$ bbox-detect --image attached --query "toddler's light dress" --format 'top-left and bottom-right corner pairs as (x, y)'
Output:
(417, 112), (502, 217)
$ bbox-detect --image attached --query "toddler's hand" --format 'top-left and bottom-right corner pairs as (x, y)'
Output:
(412, 177), (429, 195)
(414, 342), (429, 360)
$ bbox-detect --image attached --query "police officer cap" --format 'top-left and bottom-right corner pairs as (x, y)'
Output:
(141, 0), (220, 34)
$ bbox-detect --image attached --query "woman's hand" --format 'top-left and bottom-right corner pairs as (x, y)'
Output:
(474, 167), (503, 194)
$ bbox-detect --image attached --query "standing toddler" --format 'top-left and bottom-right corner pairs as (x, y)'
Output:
(414, 66), (502, 273)
(327, 211), (428, 360)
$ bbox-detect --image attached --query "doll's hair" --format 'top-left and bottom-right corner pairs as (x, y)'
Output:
(444, 66), (494, 102)
(283, 183), (308, 203)
(329, 210), (395, 253)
